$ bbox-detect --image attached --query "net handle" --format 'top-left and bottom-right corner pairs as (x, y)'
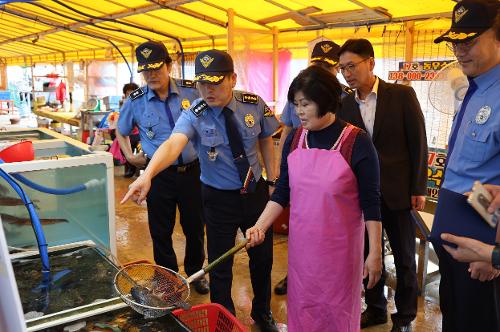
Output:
(187, 239), (248, 283)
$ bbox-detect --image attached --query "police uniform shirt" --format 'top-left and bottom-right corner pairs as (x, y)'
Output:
(443, 64), (500, 193)
(173, 91), (280, 190)
(118, 78), (199, 164)
(280, 83), (353, 129)
(280, 101), (301, 129)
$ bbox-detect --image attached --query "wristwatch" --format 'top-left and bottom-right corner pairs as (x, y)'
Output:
(492, 243), (500, 269)
(265, 178), (277, 186)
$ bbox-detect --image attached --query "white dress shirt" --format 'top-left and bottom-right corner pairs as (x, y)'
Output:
(354, 77), (379, 137)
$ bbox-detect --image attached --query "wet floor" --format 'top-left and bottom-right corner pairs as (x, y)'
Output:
(114, 168), (442, 331)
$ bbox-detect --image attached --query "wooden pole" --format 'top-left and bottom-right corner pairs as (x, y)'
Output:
(404, 21), (415, 86)
(227, 8), (235, 56)
(272, 26), (279, 108)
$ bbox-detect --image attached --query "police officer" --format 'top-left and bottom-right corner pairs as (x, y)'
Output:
(117, 41), (209, 295)
(274, 40), (353, 295)
(122, 49), (280, 332)
(431, 1), (500, 331)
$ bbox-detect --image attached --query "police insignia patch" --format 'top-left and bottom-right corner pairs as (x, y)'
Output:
(263, 105), (274, 117)
(140, 48), (152, 59)
(191, 100), (208, 117)
(321, 44), (332, 54)
(182, 99), (191, 110)
(129, 88), (144, 100)
(242, 93), (258, 104)
(244, 114), (255, 127)
(475, 106), (491, 125)
(454, 6), (468, 23)
(343, 86), (353, 95)
(200, 55), (214, 68)
(181, 80), (195, 88)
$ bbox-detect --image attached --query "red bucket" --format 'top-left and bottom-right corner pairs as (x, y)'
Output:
(0, 141), (35, 163)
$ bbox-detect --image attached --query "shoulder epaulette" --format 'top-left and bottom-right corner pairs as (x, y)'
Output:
(191, 100), (208, 117)
(129, 87), (144, 100)
(342, 85), (353, 96)
(263, 104), (274, 117)
(177, 79), (195, 88)
(235, 91), (259, 104)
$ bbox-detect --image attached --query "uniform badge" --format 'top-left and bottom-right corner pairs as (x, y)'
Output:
(181, 99), (191, 110)
(263, 105), (274, 117)
(321, 43), (332, 54)
(342, 85), (353, 95)
(242, 93), (258, 104)
(454, 6), (468, 23)
(146, 128), (155, 139)
(207, 147), (218, 161)
(475, 106), (491, 125)
(140, 48), (152, 59)
(244, 114), (255, 128)
(200, 55), (214, 68)
(180, 79), (194, 88)
(129, 87), (144, 100)
(191, 100), (208, 117)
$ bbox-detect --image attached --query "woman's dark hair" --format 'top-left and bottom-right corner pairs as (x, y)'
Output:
(287, 65), (342, 117)
(338, 38), (374, 58)
(123, 82), (139, 95)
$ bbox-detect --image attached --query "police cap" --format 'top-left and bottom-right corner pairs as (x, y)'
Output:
(310, 40), (341, 66)
(136, 41), (171, 73)
(435, 0), (500, 43)
(194, 49), (234, 85)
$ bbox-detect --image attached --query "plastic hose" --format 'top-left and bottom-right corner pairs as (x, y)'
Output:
(0, 158), (103, 195)
(0, 168), (50, 274)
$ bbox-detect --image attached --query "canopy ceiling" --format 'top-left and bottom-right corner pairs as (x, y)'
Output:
(0, 0), (456, 65)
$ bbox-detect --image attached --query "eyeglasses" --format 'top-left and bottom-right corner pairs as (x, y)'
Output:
(446, 38), (478, 53)
(338, 57), (371, 74)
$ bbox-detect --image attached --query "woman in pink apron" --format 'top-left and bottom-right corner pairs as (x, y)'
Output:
(246, 66), (383, 332)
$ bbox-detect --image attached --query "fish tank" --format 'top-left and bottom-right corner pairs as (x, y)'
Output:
(0, 128), (122, 331)
(0, 128), (115, 253)
(0, 128), (56, 142)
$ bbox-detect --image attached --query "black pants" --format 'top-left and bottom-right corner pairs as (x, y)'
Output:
(364, 200), (418, 325)
(146, 163), (205, 276)
(201, 179), (273, 315)
(435, 244), (500, 332)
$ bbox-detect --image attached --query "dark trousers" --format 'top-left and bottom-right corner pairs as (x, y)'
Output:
(364, 200), (418, 325)
(435, 244), (500, 332)
(201, 179), (273, 315)
(146, 163), (205, 276)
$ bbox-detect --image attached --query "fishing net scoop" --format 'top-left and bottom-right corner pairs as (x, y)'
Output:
(114, 239), (248, 319)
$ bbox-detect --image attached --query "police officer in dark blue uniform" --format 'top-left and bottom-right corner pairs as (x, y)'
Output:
(431, 1), (500, 331)
(117, 41), (209, 294)
(122, 49), (280, 332)
(274, 40), (353, 295)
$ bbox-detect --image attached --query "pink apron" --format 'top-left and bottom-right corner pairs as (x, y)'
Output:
(287, 125), (365, 332)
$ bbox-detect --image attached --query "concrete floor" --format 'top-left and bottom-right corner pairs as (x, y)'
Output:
(114, 168), (442, 331)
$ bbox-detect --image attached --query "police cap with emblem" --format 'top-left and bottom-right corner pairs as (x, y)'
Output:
(136, 41), (172, 73)
(310, 40), (341, 66)
(194, 49), (234, 85)
(434, 0), (499, 44)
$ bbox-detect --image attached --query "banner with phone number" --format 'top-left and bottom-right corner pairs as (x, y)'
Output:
(388, 60), (455, 81)
(427, 147), (447, 199)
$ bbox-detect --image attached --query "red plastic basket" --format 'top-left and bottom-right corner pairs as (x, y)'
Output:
(0, 141), (34, 163)
(173, 303), (248, 332)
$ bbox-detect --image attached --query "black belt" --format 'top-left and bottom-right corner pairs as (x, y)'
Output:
(145, 158), (199, 173)
(167, 159), (199, 173)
